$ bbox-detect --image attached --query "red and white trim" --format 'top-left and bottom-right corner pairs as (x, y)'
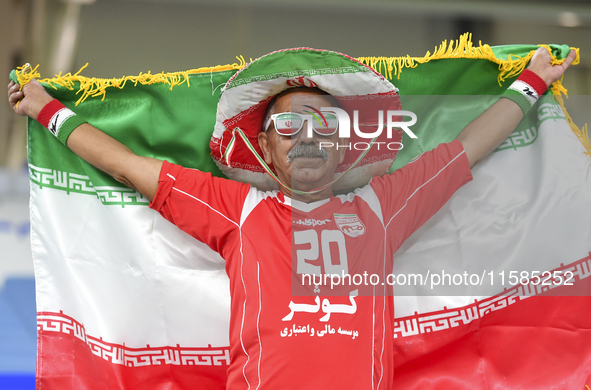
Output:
(393, 252), (591, 339)
(37, 311), (230, 367)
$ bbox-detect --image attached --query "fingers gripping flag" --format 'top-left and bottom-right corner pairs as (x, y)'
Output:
(25, 35), (591, 389)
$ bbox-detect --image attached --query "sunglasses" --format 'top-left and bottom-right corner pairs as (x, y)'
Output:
(265, 112), (339, 137)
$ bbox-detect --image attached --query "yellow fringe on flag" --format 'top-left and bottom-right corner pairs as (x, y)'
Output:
(14, 33), (586, 155)
(17, 33), (580, 106)
(356, 33), (580, 84)
(18, 57), (247, 106)
(15, 63), (41, 88)
(552, 79), (591, 157)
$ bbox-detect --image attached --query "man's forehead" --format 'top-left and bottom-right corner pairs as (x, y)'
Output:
(272, 90), (336, 113)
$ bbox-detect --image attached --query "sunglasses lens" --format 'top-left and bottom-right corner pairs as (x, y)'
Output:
(274, 113), (302, 136)
(313, 113), (338, 135)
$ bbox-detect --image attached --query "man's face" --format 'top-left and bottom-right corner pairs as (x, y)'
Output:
(257, 90), (346, 197)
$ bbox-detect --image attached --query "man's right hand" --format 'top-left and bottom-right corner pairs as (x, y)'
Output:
(8, 76), (163, 202)
(7, 79), (54, 119)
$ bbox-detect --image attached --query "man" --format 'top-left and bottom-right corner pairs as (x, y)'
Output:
(8, 47), (575, 389)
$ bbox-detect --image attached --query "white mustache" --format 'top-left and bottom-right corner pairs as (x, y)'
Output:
(287, 143), (329, 163)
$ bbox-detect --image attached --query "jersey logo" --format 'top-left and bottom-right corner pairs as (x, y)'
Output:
(292, 218), (331, 227)
(49, 113), (59, 135)
(334, 213), (366, 238)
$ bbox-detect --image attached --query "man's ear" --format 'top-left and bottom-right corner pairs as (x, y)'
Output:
(257, 131), (273, 165)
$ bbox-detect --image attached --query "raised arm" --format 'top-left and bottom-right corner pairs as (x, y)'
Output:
(456, 47), (577, 167)
(8, 79), (163, 201)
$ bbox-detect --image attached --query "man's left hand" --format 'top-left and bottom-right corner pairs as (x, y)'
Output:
(527, 47), (577, 88)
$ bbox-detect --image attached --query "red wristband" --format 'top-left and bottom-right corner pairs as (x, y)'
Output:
(517, 69), (548, 96)
(37, 99), (67, 129)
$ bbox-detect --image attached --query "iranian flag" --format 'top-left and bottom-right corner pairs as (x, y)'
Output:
(26, 37), (591, 389)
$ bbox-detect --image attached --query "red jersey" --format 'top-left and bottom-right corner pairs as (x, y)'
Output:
(150, 140), (472, 389)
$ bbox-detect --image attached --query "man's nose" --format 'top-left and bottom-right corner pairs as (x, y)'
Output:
(294, 118), (318, 143)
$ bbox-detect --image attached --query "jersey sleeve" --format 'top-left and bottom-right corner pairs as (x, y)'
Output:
(149, 160), (252, 255)
(370, 139), (473, 245)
